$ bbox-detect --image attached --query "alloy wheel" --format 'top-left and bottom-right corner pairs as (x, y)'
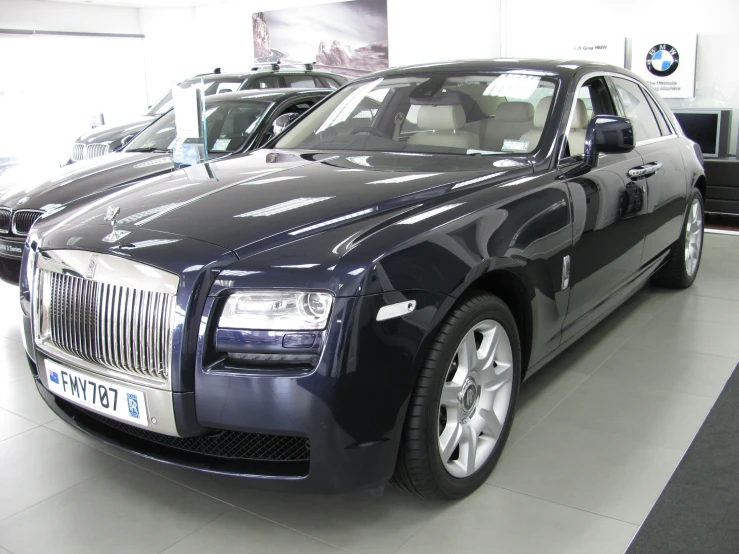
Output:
(684, 197), (703, 278)
(437, 319), (514, 478)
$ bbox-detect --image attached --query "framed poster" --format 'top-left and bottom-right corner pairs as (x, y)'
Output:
(253, 0), (388, 79)
(631, 34), (697, 98)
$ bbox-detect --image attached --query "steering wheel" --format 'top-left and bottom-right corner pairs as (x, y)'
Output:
(350, 126), (388, 138)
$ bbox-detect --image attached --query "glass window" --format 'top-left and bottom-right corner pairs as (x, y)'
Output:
(275, 73), (558, 155)
(246, 76), (280, 90)
(283, 75), (323, 88)
(321, 77), (341, 89)
(643, 89), (672, 136)
(146, 90), (173, 116)
(127, 100), (270, 155)
(612, 77), (662, 142)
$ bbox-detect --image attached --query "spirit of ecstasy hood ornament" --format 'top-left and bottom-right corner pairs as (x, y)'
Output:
(102, 205), (130, 243)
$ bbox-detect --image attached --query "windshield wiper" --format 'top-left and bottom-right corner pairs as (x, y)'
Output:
(127, 147), (170, 153)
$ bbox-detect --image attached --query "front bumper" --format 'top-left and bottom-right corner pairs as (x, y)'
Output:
(23, 289), (451, 493)
(0, 236), (23, 284)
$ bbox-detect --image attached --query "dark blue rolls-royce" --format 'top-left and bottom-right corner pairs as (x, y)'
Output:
(20, 60), (705, 499)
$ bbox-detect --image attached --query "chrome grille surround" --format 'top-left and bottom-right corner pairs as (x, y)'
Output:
(71, 143), (110, 162)
(71, 143), (85, 162)
(33, 250), (179, 391)
(86, 143), (110, 159)
(0, 208), (9, 234)
(11, 210), (44, 236)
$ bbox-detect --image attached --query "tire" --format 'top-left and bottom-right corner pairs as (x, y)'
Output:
(392, 290), (521, 499)
(653, 188), (704, 289)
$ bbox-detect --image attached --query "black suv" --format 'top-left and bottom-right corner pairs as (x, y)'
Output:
(69, 64), (347, 164)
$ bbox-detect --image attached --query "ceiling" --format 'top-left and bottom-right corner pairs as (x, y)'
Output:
(44, 0), (233, 7)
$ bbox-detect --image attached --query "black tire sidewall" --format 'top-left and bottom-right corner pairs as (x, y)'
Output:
(421, 293), (522, 499)
(679, 189), (705, 287)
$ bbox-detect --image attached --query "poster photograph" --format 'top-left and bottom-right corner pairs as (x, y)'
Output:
(252, 0), (388, 78)
(631, 34), (697, 98)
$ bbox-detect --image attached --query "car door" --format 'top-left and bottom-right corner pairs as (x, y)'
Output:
(610, 76), (687, 265)
(561, 75), (647, 342)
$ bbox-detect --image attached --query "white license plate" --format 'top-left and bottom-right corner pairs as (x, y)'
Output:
(45, 359), (148, 426)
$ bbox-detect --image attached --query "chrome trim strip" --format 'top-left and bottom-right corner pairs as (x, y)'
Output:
(377, 300), (417, 321)
(35, 355), (180, 437)
(38, 250), (179, 295)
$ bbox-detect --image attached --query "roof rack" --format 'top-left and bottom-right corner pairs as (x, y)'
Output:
(250, 60), (316, 72)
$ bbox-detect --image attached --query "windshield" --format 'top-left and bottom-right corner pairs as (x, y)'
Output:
(145, 76), (248, 117)
(276, 72), (558, 155)
(128, 100), (271, 154)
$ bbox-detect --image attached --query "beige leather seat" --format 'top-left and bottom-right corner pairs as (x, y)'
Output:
(481, 101), (535, 151)
(520, 96), (553, 152)
(567, 99), (590, 156)
(407, 104), (479, 150)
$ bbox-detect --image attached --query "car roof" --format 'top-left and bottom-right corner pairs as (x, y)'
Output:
(202, 88), (331, 104)
(365, 58), (630, 79)
(188, 68), (345, 81)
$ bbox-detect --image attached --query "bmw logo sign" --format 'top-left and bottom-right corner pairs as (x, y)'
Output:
(646, 44), (680, 77)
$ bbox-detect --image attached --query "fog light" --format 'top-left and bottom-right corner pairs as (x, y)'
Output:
(283, 333), (316, 348)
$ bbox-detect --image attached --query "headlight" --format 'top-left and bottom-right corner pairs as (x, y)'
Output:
(219, 290), (333, 331)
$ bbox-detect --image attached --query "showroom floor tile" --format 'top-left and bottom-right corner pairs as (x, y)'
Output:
(0, 233), (737, 553)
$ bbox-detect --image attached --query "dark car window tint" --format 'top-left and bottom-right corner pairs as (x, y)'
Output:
(246, 76), (280, 90)
(284, 75), (323, 88)
(612, 77), (662, 142)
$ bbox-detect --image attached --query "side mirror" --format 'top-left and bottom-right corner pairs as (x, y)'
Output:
(562, 116), (634, 179)
(120, 135), (134, 148)
(583, 116), (635, 168)
(272, 112), (300, 136)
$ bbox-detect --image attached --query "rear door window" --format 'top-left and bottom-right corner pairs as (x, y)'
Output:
(246, 76), (280, 90)
(283, 75), (323, 88)
(612, 77), (662, 142)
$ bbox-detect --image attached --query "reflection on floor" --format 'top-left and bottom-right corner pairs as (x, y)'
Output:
(1, 234), (738, 553)
(706, 212), (739, 233)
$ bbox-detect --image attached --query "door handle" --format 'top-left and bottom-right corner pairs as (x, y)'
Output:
(628, 162), (662, 180)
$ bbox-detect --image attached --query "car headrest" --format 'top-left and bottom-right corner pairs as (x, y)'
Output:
(534, 96), (553, 128)
(477, 95), (507, 116)
(572, 99), (589, 130)
(495, 101), (535, 122)
(416, 104), (466, 131)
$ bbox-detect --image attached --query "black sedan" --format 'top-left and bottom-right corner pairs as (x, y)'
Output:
(20, 60), (705, 499)
(69, 67), (347, 163)
(0, 88), (329, 283)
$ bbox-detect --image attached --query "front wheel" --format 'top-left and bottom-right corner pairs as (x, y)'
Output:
(392, 291), (521, 499)
(654, 189), (704, 288)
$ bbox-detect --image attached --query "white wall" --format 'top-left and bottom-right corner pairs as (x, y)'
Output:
(136, 0), (502, 102)
(501, 0), (739, 154)
(0, 0), (141, 34)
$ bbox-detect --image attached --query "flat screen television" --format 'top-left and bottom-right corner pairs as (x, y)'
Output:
(672, 109), (732, 158)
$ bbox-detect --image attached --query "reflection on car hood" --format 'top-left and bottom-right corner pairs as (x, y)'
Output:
(44, 149), (531, 257)
(0, 153), (174, 211)
(76, 117), (155, 146)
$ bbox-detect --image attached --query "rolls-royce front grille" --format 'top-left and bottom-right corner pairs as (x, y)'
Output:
(40, 269), (175, 383)
(0, 208), (9, 234)
(12, 210), (43, 236)
(71, 143), (110, 162)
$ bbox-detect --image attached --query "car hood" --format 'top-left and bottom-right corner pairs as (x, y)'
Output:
(0, 153), (174, 212)
(75, 117), (155, 146)
(49, 149), (531, 258)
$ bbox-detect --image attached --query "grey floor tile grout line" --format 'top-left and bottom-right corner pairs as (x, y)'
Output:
(688, 291), (739, 302)
(0, 542), (16, 554)
(153, 509), (246, 554)
(0, 456), (124, 527)
(0, 424), (40, 445)
(115, 456), (354, 553)
(485, 482), (642, 527)
(503, 290), (674, 454)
